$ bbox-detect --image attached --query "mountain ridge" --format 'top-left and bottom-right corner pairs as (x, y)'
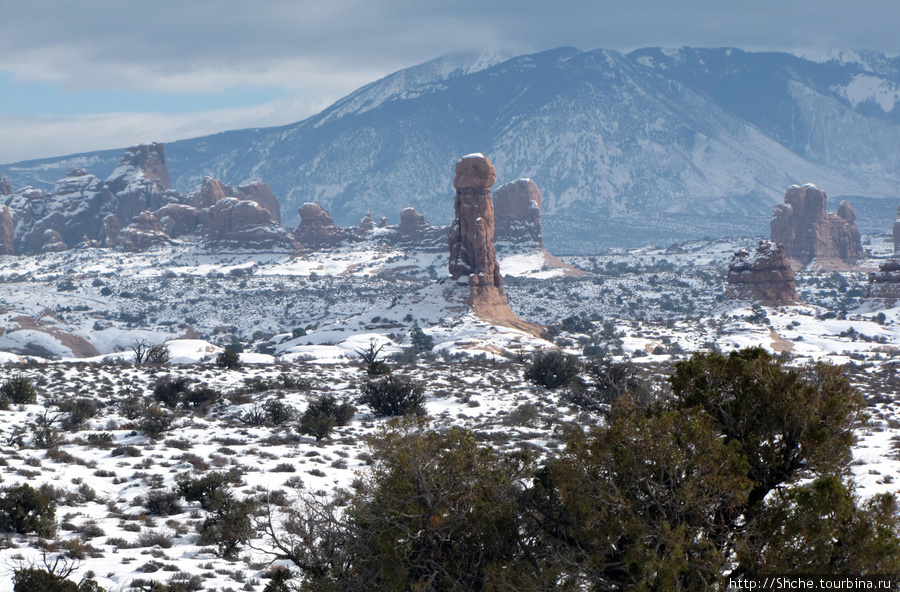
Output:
(4, 46), (900, 251)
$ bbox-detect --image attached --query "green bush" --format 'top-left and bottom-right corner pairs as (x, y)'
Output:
(359, 375), (425, 417)
(143, 489), (183, 516)
(0, 483), (56, 537)
(524, 350), (582, 389)
(152, 376), (191, 408)
(139, 406), (173, 440)
(0, 374), (38, 407)
(299, 395), (356, 441)
(216, 349), (241, 369)
(13, 567), (105, 592)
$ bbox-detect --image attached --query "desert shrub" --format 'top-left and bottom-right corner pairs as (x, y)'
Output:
(359, 375), (425, 417)
(0, 483), (56, 536)
(13, 567), (105, 592)
(198, 496), (257, 558)
(139, 406), (173, 440)
(216, 349), (241, 369)
(0, 374), (38, 407)
(299, 395), (356, 441)
(57, 398), (102, 431)
(409, 325), (435, 354)
(146, 343), (170, 365)
(176, 471), (241, 512)
(85, 433), (115, 449)
(524, 350), (582, 389)
(181, 385), (221, 413)
(263, 398), (295, 425)
(143, 490), (183, 516)
(136, 529), (175, 548)
(366, 360), (392, 376)
(152, 377), (191, 408)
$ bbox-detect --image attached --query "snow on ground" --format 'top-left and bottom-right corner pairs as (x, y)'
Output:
(2, 236), (900, 589)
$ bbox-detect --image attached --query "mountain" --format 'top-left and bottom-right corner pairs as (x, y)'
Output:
(3, 47), (900, 252)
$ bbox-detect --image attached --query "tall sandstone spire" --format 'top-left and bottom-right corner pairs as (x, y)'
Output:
(447, 154), (542, 336)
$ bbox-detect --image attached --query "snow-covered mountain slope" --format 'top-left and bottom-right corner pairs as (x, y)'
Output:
(3, 46), (900, 252)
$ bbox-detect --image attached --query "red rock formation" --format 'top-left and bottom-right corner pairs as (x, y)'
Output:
(41, 229), (67, 253)
(893, 207), (900, 254)
(102, 215), (122, 247)
(725, 241), (799, 306)
(398, 207), (430, 240)
(195, 177), (230, 209)
(119, 143), (170, 191)
(200, 198), (296, 250)
(447, 154), (542, 336)
(154, 203), (200, 238)
(358, 212), (375, 236)
(493, 178), (544, 246)
(118, 211), (171, 252)
(448, 154), (502, 287)
(237, 182), (281, 225)
(0, 206), (14, 255)
(1, 177), (13, 196)
(866, 259), (900, 304)
(770, 184), (864, 268)
(294, 203), (352, 247)
(105, 143), (174, 224)
(193, 178), (282, 224)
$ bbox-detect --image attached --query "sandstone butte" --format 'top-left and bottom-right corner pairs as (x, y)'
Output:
(770, 183), (864, 270)
(447, 154), (544, 337)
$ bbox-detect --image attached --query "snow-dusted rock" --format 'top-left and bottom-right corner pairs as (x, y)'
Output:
(725, 241), (799, 306)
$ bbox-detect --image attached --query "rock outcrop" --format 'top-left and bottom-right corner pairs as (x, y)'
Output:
(893, 207), (900, 254)
(104, 143), (177, 224)
(493, 178), (544, 246)
(866, 260), (900, 303)
(770, 184), (864, 268)
(447, 154), (542, 335)
(724, 241), (799, 306)
(0, 144), (294, 254)
(0, 206), (15, 255)
(0, 178), (11, 196)
(294, 203), (352, 247)
(118, 211), (171, 252)
(154, 204), (201, 239)
(192, 177), (282, 225)
(201, 198), (296, 251)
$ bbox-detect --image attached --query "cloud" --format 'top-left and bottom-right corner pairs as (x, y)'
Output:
(1, 0), (899, 163)
(0, 98), (324, 164)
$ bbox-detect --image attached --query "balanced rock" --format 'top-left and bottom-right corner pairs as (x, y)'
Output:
(447, 154), (542, 335)
(770, 184), (864, 268)
(725, 241), (799, 306)
(448, 154), (502, 289)
(493, 178), (544, 246)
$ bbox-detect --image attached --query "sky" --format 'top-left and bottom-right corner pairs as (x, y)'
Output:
(1, 0), (899, 165)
